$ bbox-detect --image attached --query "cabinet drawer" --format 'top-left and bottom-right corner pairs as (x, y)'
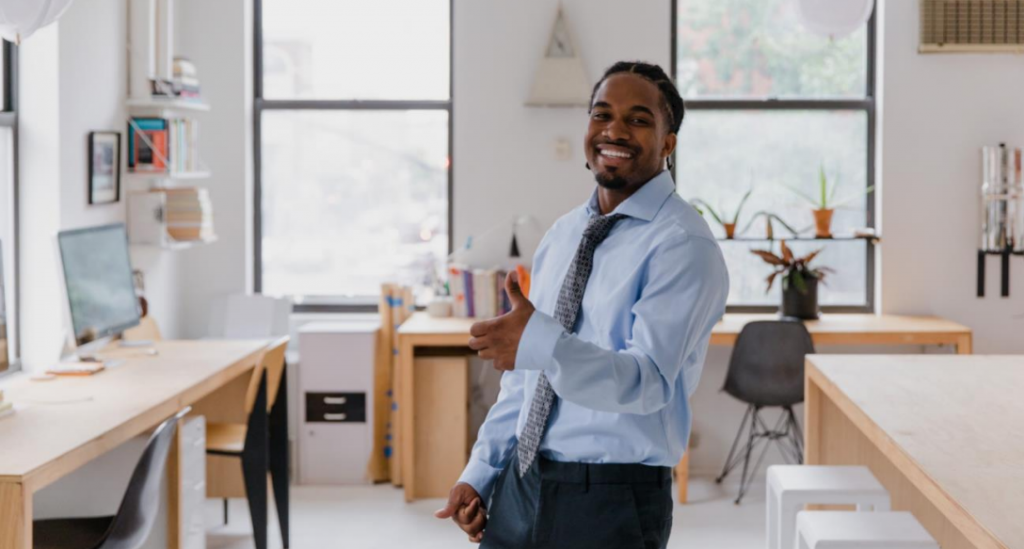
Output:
(306, 392), (366, 423)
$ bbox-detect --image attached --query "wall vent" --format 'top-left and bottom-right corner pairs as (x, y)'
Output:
(920, 0), (1024, 52)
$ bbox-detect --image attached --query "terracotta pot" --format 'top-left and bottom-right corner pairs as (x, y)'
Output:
(723, 223), (737, 239)
(813, 209), (834, 238)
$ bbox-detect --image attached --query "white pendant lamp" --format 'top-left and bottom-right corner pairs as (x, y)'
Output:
(797, 0), (874, 40)
(0, 0), (76, 44)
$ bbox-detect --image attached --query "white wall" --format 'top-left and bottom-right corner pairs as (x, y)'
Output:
(453, 0), (671, 257)
(879, 0), (1024, 353)
(18, 0), (183, 371)
(175, 0), (253, 338)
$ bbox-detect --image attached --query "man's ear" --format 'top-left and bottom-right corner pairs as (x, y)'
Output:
(662, 133), (677, 164)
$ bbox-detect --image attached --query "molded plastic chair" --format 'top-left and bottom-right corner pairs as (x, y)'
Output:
(32, 407), (191, 549)
(716, 320), (815, 503)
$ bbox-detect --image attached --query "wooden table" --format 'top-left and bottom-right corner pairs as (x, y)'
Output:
(0, 340), (268, 549)
(805, 355), (1022, 549)
(398, 312), (973, 502)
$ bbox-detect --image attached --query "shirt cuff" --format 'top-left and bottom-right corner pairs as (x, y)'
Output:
(458, 459), (503, 504)
(515, 310), (563, 371)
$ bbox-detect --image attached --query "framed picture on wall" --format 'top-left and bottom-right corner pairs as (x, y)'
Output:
(88, 131), (121, 205)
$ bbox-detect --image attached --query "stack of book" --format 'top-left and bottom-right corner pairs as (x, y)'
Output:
(173, 57), (201, 100)
(128, 117), (201, 174)
(161, 187), (215, 242)
(447, 265), (530, 318)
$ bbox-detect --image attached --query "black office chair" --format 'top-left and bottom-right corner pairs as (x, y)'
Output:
(715, 320), (814, 504)
(32, 407), (191, 549)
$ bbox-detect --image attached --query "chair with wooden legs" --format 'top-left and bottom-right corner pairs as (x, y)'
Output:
(205, 336), (290, 549)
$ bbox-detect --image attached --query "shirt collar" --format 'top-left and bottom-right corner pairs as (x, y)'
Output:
(585, 170), (676, 222)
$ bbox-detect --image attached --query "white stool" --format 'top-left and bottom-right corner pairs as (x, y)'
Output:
(767, 465), (890, 549)
(796, 511), (938, 548)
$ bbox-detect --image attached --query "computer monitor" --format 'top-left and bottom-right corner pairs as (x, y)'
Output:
(57, 223), (141, 351)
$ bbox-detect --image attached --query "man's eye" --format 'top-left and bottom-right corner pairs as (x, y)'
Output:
(593, 113), (609, 120)
(632, 118), (650, 125)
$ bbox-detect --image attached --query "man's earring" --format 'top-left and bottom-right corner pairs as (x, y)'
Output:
(585, 162), (590, 170)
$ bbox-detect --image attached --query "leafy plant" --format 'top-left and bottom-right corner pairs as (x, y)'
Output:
(691, 189), (753, 234)
(751, 240), (834, 294)
(788, 164), (874, 211)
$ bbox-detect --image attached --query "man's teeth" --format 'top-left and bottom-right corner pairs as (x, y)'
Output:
(600, 150), (633, 159)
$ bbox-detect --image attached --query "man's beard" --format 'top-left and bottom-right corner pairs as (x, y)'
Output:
(595, 171), (629, 190)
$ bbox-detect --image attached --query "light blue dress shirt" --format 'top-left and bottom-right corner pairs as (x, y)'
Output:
(458, 170), (729, 501)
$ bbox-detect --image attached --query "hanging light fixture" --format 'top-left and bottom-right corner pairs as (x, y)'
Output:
(0, 0), (76, 44)
(796, 0), (874, 40)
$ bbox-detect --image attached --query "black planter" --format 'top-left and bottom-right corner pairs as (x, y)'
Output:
(782, 275), (820, 320)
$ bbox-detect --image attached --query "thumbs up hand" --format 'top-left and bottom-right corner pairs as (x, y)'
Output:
(468, 270), (536, 371)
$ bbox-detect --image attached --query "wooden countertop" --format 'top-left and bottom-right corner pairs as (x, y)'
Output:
(400, 312), (972, 350)
(807, 355), (1024, 548)
(0, 340), (266, 491)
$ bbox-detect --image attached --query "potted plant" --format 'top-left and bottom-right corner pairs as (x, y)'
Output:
(691, 189), (752, 239)
(788, 165), (874, 238)
(751, 240), (833, 320)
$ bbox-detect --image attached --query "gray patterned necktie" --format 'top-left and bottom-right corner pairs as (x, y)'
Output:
(517, 212), (627, 476)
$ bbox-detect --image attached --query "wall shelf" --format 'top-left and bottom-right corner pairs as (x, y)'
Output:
(126, 98), (211, 113)
(717, 236), (881, 243)
(127, 191), (216, 251)
(126, 170), (211, 182)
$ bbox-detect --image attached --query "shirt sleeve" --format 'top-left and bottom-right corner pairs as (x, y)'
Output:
(457, 368), (525, 502)
(515, 235), (728, 415)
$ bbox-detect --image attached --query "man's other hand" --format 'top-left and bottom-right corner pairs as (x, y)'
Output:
(468, 270), (535, 371)
(434, 482), (487, 543)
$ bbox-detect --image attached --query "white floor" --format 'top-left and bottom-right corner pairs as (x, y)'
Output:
(205, 475), (766, 549)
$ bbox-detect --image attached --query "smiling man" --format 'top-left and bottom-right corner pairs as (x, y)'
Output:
(434, 61), (729, 549)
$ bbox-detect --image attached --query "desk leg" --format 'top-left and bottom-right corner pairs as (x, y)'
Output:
(675, 452), (690, 504)
(956, 334), (973, 355)
(400, 339), (416, 502)
(804, 371), (822, 465)
(0, 482), (31, 549)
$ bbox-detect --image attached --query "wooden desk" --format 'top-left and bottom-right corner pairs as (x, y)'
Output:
(0, 340), (268, 549)
(398, 313), (973, 502)
(806, 355), (1023, 548)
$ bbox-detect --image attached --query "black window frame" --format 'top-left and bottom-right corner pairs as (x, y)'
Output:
(0, 40), (18, 375)
(252, 0), (454, 313)
(671, 1), (877, 314)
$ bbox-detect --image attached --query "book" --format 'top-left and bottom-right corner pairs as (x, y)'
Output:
(463, 269), (475, 318)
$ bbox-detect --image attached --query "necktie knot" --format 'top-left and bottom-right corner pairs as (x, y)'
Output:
(583, 213), (627, 243)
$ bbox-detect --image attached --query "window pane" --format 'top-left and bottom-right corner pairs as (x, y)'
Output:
(261, 0), (450, 100)
(719, 240), (867, 306)
(676, 0), (867, 99)
(676, 110), (869, 306)
(261, 110), (449, 301)
(0, 129), (13, 369)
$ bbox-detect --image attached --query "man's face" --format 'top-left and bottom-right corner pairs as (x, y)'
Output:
(585, 73), (677, 191)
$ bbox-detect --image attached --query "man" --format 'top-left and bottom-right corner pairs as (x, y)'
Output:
(435, 61), (729, 549)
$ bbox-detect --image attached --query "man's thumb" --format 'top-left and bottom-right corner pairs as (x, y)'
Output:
(434, 495), (459, 519)
(505, 270), (526, 308)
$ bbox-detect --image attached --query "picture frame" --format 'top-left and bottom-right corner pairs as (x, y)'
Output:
(88, 131), (121, 205)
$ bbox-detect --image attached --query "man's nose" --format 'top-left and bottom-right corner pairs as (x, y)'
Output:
(603, 118), (631, 142)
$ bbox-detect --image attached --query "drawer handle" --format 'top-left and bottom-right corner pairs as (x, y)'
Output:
(323, 396), (347, 405)
(323, 413), (348, 421)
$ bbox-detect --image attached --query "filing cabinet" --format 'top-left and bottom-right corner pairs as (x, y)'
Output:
(298, 321), (378, 484)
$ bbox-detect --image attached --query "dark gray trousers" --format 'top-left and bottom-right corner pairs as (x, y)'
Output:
(480, 450), (673, 549)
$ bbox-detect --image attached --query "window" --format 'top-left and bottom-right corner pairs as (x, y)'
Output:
(673, 0), (875, 311)
(0, 41), (17, 374)
(255, 0), (451, 310)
